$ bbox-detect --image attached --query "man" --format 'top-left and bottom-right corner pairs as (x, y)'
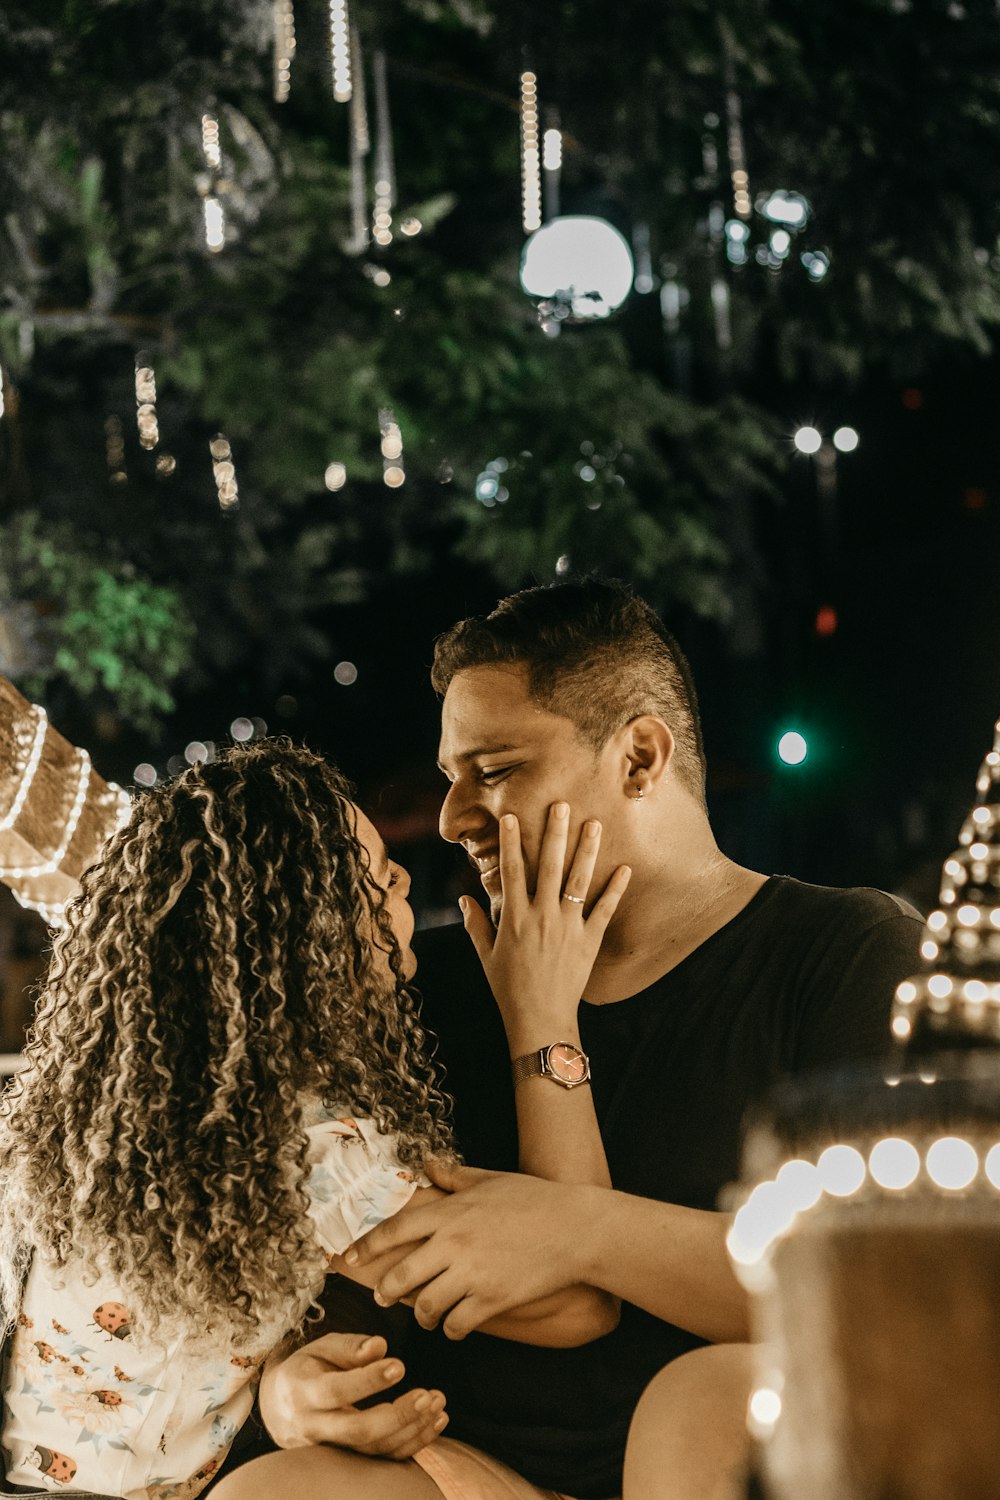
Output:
(215, 579), (922, 1500)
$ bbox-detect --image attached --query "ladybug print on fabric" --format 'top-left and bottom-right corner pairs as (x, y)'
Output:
(93, 1301), (132, 1339)
(28, 1446), (78, 1483)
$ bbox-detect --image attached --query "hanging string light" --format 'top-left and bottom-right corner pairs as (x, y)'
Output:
(0, 365), (5, 419)
(134, 352), (159, 452)
(210, 434), (239, 511)
(371, 50), (395, 248)
(329, 0), (352, 102)
(720, 26), (751, 220)
(197, 112), (226, 252)
(345, 25), (370, 254)
(273, 0), (296, 103)
(379, 407), (404, 486)
(542, 109), (562, 222)
(520, 71), (542, 233)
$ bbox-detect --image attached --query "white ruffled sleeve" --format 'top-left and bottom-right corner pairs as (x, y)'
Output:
(303, 1113), (429, 1256)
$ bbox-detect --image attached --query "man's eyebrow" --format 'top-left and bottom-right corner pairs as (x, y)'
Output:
(436, 744), (520, 771)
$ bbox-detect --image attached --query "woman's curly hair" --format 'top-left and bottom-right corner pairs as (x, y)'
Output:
(0, 739), (454, 1346)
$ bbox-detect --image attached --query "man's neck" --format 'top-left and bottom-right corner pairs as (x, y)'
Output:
(583, 841), (766, 1006)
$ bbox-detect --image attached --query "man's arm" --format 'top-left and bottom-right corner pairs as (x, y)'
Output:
(346, 1162), (749, 1345)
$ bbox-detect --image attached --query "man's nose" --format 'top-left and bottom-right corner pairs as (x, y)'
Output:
(439, 778), (489, 845)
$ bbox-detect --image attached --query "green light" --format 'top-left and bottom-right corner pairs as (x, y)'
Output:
(777, 730), (808, 766)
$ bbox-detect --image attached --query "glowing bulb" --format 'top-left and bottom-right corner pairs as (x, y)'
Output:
(891, 1014), (912, 1039)
(868, 1137), (920, 1190)
(956, 904), (980, 925)
(133, 763), (157, 787)
(334, 661), (358, 685)
(816, 1144), (866, 1198)
(927, 974), (953, 998)
(230, 717), (254, 742)
(833, 426), (859, 452)
(927, 910), (947, 931)
(774, 1159), (822, 1213)
(925, 1137), (978, 1190)
(324, 462), (347, 491)
(896, 981), (917, 1003)
(749, 1387), (782, 1429)
(204, 196), (225, 251)
(383, 465), (405, 487)
(984, 1144), (1000, 1189)
(793, 426), (822, 454)
(777, 731), (808, 766)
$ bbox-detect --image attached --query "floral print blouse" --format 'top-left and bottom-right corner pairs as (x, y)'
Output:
(1, 1105), (425, 1497)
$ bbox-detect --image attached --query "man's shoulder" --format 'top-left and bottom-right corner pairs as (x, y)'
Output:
(763, 874), (923, 936)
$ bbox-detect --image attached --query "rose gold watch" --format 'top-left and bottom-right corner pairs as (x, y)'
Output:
(510, 1041), (591, 1090)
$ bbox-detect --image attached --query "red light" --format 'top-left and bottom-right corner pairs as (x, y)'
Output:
(815, 605), (838, 637)
(901, 388), (923, 411)
(963, 487), (988, 512)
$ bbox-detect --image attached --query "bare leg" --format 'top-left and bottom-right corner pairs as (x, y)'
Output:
(623, 1344), (754, 1500)
(211, 1445), (443, 1500)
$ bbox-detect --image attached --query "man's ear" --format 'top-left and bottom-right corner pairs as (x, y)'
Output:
(621, 715), (674, 799)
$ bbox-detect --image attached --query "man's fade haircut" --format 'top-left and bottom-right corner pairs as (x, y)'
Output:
(431, 578), (707, 802)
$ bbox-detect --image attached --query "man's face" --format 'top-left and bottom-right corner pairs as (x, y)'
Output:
(437, 664), (627, 923)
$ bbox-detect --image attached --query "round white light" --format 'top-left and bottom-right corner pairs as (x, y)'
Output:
(133, 763), (157, 787)
(774, 1159), (822, 1213)
(324, 462), (347, 491)
(984, 1144), (1000, 1189)
(334, 661), (358, 686)
(184, 741), (208, 765)
(868, 1137), (920, 1190)
(519, 216), (635, 321)
(925, 1137), (978, 1190)
(816, 1144), (866, 1198)
(749, 1386), (783, 1429)
(833, 426), (859, 452)
(777, 731), (808, 766)
(230, 717), (254, 742)
(793, 426), (822, 455)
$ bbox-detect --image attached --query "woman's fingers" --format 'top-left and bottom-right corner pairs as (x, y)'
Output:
(559, 817), (603, 907)
(584, 863), (632, 937)
(459, 894), (494, 965)
(534, 801), (570, 905)
(497, 811), (527, 919)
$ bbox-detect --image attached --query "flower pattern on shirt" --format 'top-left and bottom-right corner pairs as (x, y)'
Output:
(2, 1108), (426, 1498)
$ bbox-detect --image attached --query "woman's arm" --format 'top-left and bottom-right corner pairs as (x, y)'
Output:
(330, 1186), (617, 1346)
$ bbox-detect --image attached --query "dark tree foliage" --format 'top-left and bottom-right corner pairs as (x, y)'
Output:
(1, 0), (998, 728)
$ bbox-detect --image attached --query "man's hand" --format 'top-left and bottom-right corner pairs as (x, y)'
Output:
(345, 1160), (600, 1340)
(259, 1331), (447, 1459)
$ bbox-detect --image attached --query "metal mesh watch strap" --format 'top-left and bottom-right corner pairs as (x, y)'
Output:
(510, 1047), (547, 1087)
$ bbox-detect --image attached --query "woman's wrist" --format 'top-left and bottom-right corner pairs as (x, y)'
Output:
(505, 1021), (584, 1058)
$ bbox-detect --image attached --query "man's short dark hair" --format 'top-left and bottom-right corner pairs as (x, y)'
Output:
(431, 578), (707, 802)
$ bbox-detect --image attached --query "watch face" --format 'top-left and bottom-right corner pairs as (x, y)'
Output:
(548, 1042), (588, 1084)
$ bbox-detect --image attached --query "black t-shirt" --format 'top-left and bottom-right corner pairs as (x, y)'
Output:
(406, 875), (922, 1500)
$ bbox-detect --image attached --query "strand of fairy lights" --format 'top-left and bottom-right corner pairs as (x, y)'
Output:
(0, 708), (48, 833)
(210, 434), (239, 511)
(273, 0), (296, 103)
(520, 72), (542, 233)
(379, 407), (404, 487)
(346, 25), (369, 254)
(135, 354), (159, 451)
(0, 749), (91, 881)
(201, 114), (225, 252)
(329, 0), (352, 102)
(371, 50), (395, 247)
(728, 1132), (1000, 1285)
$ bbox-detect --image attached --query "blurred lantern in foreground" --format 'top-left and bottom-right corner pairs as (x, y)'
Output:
(519, 216), (635, 324)
(730, 714), (1000, 1500)
(891, 717), (1000, 1052)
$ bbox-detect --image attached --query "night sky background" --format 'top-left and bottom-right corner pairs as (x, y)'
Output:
(2, 0), (999, 959)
